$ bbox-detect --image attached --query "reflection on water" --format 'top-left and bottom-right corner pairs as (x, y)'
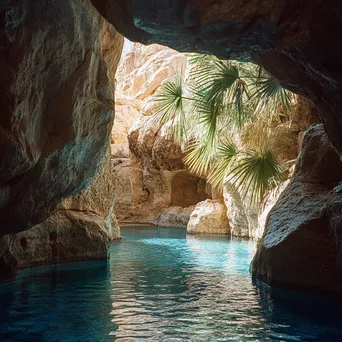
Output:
(1, 227), (342, 341)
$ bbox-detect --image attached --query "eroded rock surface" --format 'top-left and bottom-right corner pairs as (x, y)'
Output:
(187, 200), (229, 235)
(0, 1), (123, 236)
(252, 124), (342, 297)
(114, 158), (207, 224)
(111, 42), (187, 159)
(111, 44), (208, 226)
(0, 145), (119, 281)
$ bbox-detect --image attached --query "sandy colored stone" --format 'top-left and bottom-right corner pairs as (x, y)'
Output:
(111, 42), (187, 160)
(128, 116), (185, 171)
(223, 185), (250, 238)
(154, 206), (196, 228)
(187, 200), (230, 235)
(114, 158), (208, 223)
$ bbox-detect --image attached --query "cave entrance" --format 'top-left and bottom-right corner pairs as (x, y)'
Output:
(171, 171), (208, 207)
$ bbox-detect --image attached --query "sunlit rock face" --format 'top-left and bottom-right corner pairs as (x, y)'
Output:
(252, 124), (342, 297)
(111, 42), (188, 158)
(0, 1), (123, 236)
(111, 42), (209, 226)
(92, 0), (342, 158)
(115, 115), (209, 224)
(187, 200), (229, 235)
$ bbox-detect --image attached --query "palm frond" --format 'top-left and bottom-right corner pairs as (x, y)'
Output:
(152, 71), (187, 144)
(207, 140), (239, 190)
(189, 61), (252, 127)
(251, 72), (292, 115)
(183, 141), (215, 176)
(226, 148), (285, 203)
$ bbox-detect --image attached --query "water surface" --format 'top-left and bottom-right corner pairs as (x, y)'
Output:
(1, 227), (342, 341)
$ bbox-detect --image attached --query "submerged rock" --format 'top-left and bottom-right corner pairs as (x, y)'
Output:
(187, 200), (230, 235)
(252, 124), (342, 297)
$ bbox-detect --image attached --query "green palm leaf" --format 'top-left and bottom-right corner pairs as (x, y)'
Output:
(226, 148), (284, 203)
(251, 71), (292, 115)
(184, 141), (214, 176)
(189, 59), (251, 127)
(152, 72), (187, 144)
(207, 140), (239, 189)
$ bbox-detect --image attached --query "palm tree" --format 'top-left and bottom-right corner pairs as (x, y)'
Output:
(151, 55), (293, 203)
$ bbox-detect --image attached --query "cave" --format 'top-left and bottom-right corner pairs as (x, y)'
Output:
(1, 0), (342, 340)
(171, 171), (207, 207)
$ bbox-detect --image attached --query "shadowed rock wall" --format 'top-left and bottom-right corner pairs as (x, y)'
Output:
(0, 1), (123, 236)
(252, 124), (342, 297)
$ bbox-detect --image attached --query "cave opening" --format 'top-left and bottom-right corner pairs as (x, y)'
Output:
(1, 1), (342, 340)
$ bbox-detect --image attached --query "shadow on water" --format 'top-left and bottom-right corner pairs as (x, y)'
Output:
(1, 227), (342, 341)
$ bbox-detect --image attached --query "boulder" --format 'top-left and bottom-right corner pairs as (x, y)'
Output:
(128, 116), (185, 171)
(11, 210), (112, 270)
(187, 200), (230, 234)
(154, 206), (195, 228)
(252, 124), (342, 297)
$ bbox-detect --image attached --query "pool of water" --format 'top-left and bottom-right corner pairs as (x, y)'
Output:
(1, 227), (342, 341)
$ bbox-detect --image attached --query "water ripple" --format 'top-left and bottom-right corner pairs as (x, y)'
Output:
(1, 227), (342, 341)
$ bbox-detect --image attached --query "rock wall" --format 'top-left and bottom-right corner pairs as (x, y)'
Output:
(111, 42), (188, 159)
(114, 118), (209, 225)
(0, 144), (120, 281)
(0, 1), (123, 236)
(0, 1), (123, 281)
(252, 124), (342, 297)
(112, 43), (210, 227)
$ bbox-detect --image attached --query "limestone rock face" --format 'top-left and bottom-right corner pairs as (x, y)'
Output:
(128, 117), (185, 171)
(255, 180), (290, 240)
(11, 210), (112, 270)
(252, 124), (342, 297)
(187, 200), (229, 235)
(114, 158), (207, 225)
(61, 146), (120, 239)
(0, 0), (123, 236)
(112, 44), (208, 227)
(111, 42), (187, 158)
(223, 186), (253, 238)
(93, 0), (342, 161)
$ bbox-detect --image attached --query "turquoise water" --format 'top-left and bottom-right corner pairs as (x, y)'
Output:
(1, 227), (342, 341)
